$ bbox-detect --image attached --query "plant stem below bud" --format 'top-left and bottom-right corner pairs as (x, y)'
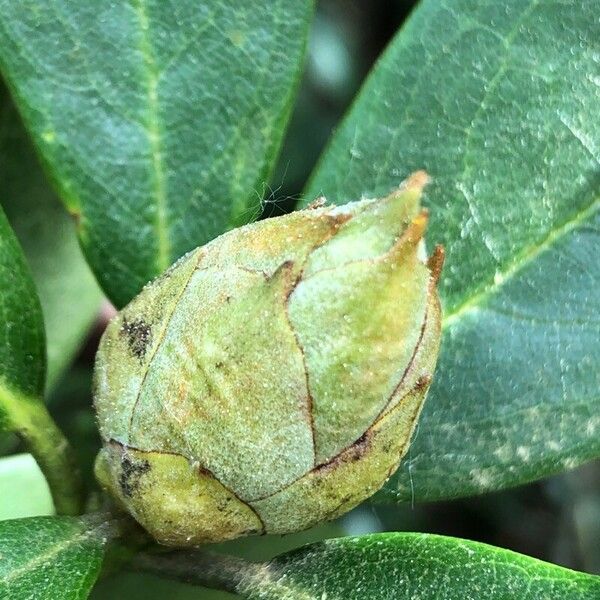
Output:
(0, 381), (84, 515)
(131, 549), (264, 594)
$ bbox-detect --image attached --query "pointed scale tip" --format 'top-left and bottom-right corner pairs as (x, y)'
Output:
(400, 170), (430, 194)
(383, 170), (430, 215)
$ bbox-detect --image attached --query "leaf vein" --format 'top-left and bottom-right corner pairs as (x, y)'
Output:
(131, 0), (170, 272)
(443, 195), (599, 329)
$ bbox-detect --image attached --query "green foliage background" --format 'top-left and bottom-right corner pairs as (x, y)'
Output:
(0, 0), (598, 598)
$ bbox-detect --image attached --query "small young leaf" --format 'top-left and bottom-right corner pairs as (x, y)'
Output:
(0, 83), (102, 390)
(238, 533), (600, 600)
(0, 515), (112, 600)
(0, 0), (314, 307)
(0, 206), (83, 514)
(305, 0), (600, 501)
(0, 453), (53, 520)
(0, 204), (45, 421)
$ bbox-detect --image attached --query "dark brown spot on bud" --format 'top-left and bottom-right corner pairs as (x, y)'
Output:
(121, 318), (152, 361)
(119, 454), (151, 497)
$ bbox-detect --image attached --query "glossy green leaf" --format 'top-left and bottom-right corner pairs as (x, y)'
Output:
(0, 454), (53, 519)
(305, 0), (600, 501)
(238, 533), (600, 600)
(0, 0), (314, 307)
(0, 515), (111, 600)
(0, 83), (102, 390)
(0, 202), (45, 429)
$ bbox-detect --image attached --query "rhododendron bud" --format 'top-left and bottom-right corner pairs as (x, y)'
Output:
(94, 172), (443, 547)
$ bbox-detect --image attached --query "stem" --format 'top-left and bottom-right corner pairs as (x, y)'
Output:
(131, 549), (264, 594)
(0, 383), (84, 515)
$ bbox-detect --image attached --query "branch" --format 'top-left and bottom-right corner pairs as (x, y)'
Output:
(1, 383), (84, 515)
(131, 548), (264, 594)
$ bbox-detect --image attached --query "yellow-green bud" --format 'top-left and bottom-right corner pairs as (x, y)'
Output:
(93, 172), (443, 547)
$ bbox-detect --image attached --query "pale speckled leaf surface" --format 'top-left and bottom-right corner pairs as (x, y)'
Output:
(238, 533), (600, 600)
(0, 0), (313, 306)
(305, 0), (600, 501)
(0, 516), (109, 600)
(0, 83), (102, 390)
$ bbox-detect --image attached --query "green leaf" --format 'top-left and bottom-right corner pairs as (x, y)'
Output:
(305, 0), (600, 501)
(0, 0), (314, 307)
(0, 205), (83, 514)
(0, 515), (111, 600)
(238, 533), (600, 600)
(0, 203), (45, 422)
(0, 454), (54, 520)
(0, 83), (102, 390)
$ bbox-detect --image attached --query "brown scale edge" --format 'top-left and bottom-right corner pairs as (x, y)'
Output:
(245, 373), (432, 505)
(427, 244), (445, 285)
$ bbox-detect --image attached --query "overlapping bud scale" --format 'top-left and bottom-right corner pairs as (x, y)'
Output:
(94, 172), (443, 546)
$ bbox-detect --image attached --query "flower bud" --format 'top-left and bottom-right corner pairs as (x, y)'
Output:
(94, 172), (443, 546)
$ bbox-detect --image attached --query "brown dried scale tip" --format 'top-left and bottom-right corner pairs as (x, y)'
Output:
(93, 172), (443, 547)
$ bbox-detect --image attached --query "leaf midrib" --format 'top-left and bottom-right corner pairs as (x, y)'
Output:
(131, 0), (170, 273)
(443, 194), (599, 330)
(438, 0), (598, 331)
